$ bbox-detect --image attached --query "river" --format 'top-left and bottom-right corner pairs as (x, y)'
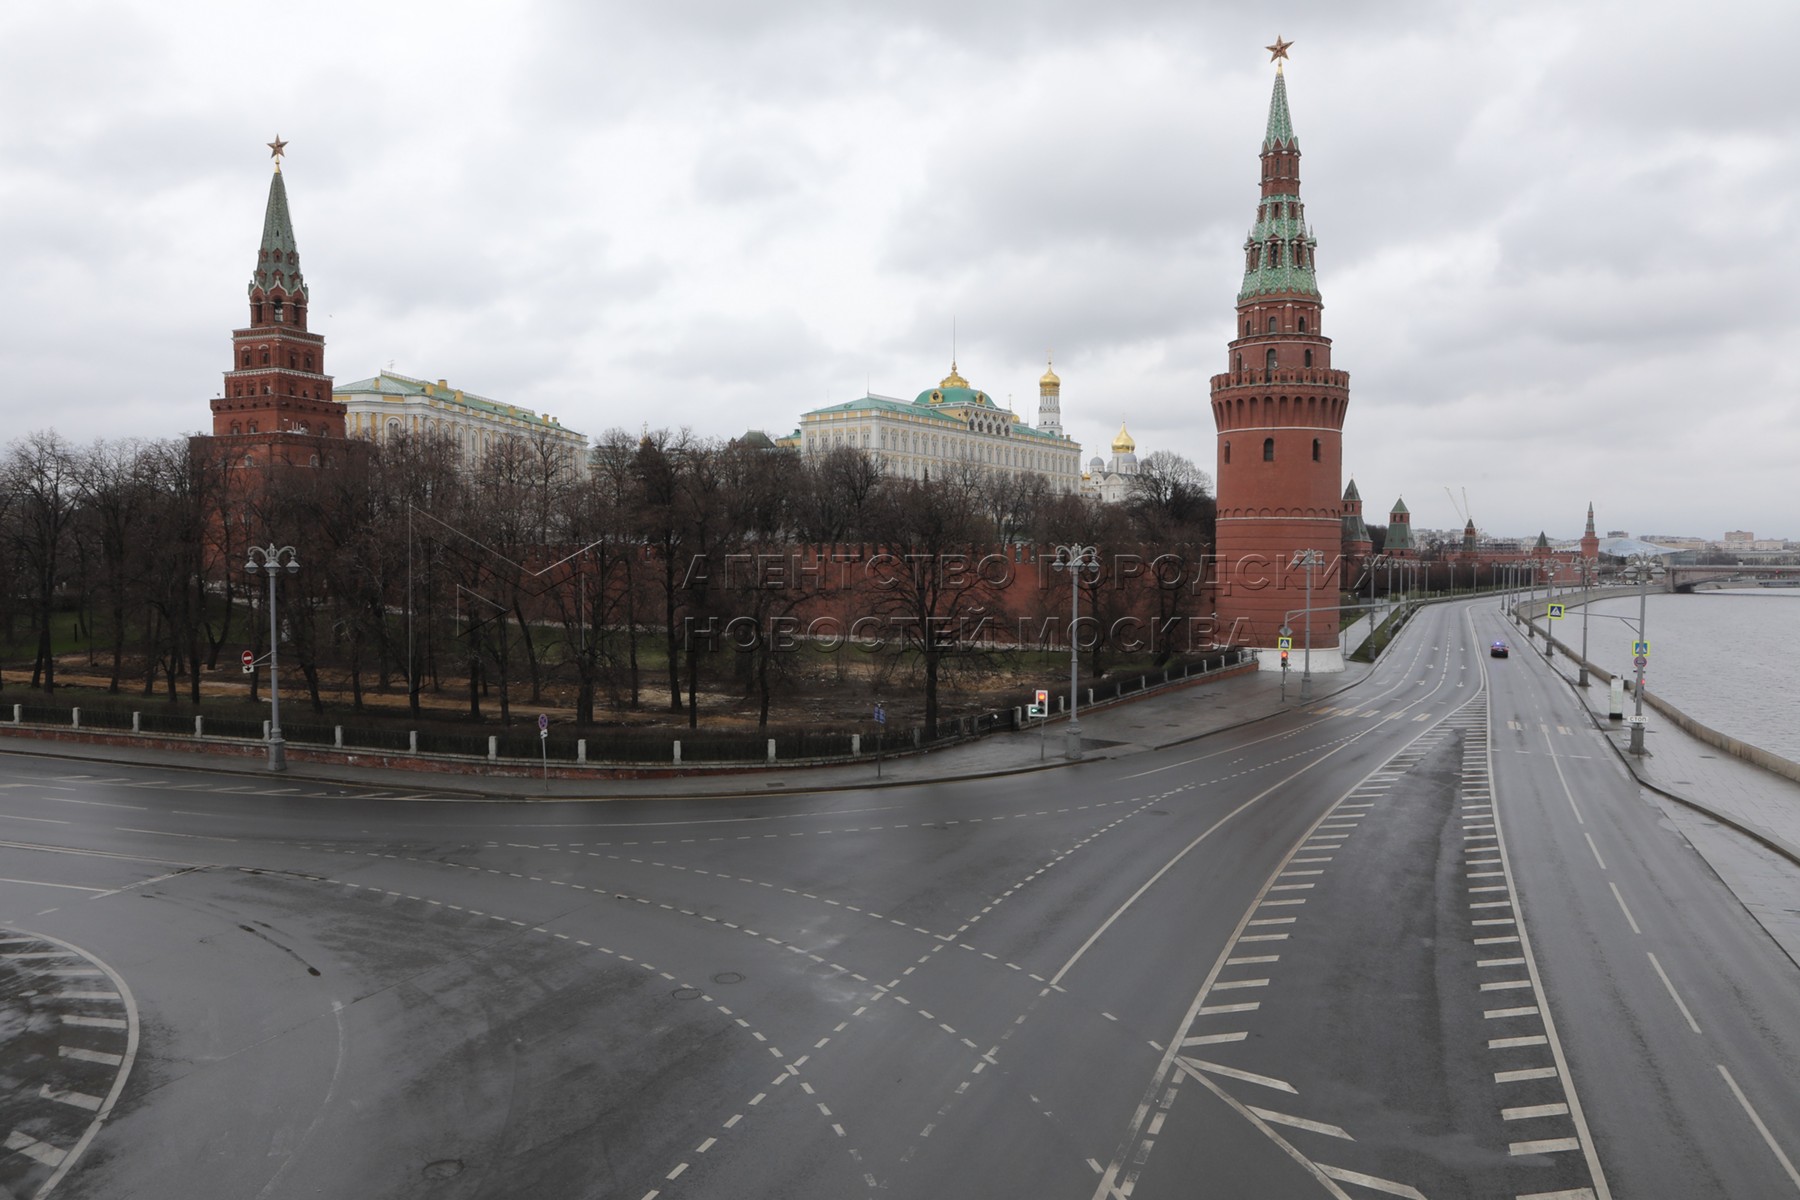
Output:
(1570, 588), (1800, 763)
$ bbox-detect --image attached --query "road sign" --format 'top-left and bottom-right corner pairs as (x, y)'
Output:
(1633, 640), (1650, 656)
(873, 703), (886, 725)
(538, 713), (550, 732)
(240, 649), (254, 674)
(1548, 603), (1565, 619)
(1634, 655), (1647, 669)
(1277, 636), (1293, 650)
(1278, 624), (1293, 638)
(1027, 704), (1043, 718)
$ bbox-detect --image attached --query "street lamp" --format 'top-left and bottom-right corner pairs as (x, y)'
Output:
(1577, 556), (1595, 687)
(1621, 552), (1666, 755)
(1289, 549), (1323, 701)
(245, 543), (301, 771)
(1537, 560), (1560, 659)
(1050, 543), (1100, 761)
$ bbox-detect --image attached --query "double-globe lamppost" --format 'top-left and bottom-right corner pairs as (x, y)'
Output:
(1287, 548), (1323, 701)
(1577, 556), (1596, 687)
(245, 544), (301, 772)
(1050, 544), (1100, 761)
(1622, 552), (1667, 755)
(1534, 559), (1560, 659)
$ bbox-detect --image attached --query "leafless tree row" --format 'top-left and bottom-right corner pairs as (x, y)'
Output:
(0, 428), (1214, 738)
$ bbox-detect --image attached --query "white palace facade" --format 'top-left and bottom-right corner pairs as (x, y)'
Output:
(784, 360), (1083, 490)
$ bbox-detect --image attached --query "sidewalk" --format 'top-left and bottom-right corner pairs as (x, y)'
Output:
(0, 659), (1374, 801)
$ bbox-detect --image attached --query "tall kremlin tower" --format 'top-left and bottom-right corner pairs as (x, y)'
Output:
(202, 137), (344, 464)
(1209, 40), (1350, 670)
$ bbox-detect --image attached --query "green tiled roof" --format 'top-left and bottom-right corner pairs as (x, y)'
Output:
(1343, 477), (1361, 502)
(335, 370), (583, 437)
(1390, 497), (1409, 516)
(1264, 71), (1298, 151)
(250, 169), (305, 299)
(798, 393), (1073, 446)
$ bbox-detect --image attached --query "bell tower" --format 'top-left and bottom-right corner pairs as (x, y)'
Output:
(209, 137), (343, 448)
(1209, 43), (1350, 669)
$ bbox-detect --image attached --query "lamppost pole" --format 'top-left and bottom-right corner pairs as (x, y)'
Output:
(1624, 552), (1665, 755)
(1051, 544), (1099, 761)
(245, 543), (301, 772)
(1289, 549), (1322, 701)
(1541, 560), (1559, 660)
(1577, 556), (1593, 687)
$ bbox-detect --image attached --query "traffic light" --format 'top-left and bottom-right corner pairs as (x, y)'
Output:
(1280, 650), (1289, 668)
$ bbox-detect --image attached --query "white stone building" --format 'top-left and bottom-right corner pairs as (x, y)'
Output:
(334, 370), (587, 478)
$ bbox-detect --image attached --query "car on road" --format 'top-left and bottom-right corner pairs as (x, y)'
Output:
(1490, 640), (1509, 658)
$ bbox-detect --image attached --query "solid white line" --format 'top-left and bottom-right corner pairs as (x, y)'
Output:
(1248, 1106), (1354, 1141)
(1645, 952), (1701, 1034)
(1608, 882), (1641, 935)
(1179, 1058), (1296, 1094)
(1181, 1032), (1248, 1046)
(1510, 1137), (1581, 1155)
(1316, 1164), (1426, 1199)
(1496, 1067), (1559, 1083)
(1716, 1063), (1800, 1193)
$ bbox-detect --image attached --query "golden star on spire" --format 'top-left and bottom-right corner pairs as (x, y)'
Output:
(267, 135), (288, 170)
(1266, 36), (1293, 64)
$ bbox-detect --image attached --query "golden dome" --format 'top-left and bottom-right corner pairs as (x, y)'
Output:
(940, 361), (969, 389)
(1040, 356), (1060, 388)
(1112, 422), (1136, 454)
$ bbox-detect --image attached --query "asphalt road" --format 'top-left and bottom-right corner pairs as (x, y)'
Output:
(0, 598), (1795, 1198)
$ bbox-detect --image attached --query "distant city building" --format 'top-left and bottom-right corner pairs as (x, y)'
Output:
(335, 370), (588, 478)
(786, 360), (1082, 491)
(1722, 530), (1755, 549)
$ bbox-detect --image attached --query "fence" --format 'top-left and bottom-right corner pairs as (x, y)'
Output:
(3, 649), (1249, 768)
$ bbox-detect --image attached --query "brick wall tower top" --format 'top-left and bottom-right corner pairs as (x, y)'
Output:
(1210, 59), (1350, 666)
(209, 142), (343, 443)
(1580, 502), (1599, 561)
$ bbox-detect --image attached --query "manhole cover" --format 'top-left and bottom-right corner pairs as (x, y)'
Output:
(422, 1160), (464, 1180)
(713, 971), (744, 985)
(672, 986), (701, 1000)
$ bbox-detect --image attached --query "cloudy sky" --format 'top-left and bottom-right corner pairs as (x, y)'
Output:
(3, 0), (1795, 541)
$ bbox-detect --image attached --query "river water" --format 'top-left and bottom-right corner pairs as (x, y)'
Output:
(1571, 589), (1800, 763)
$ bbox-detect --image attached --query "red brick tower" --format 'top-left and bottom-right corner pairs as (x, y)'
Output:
(1580, 502), (1599, 561)
(206, 138), (344, 457)
(1210, 56), (1349, 668)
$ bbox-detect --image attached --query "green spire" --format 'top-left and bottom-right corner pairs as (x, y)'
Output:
(1343, 477), (1361, 502)
(250, 168), (306, 300)
(1263, 70), (1298, 151)
(1391, 497), (1409, 516)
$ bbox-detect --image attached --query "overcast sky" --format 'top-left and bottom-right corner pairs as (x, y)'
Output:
(3, 0), (1795, 541)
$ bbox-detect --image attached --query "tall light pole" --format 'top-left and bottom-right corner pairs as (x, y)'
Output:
(1050, 544), (1099, 761)
(1623, 552), (1666, 755)
(1577, 556), (1594, 687)
(1539, 560), (1560, 659)
(245, 543), (301, 771)
(1289, 549), (1322, 700)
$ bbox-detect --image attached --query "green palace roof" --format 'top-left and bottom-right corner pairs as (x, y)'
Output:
(335, 370), (583, 437)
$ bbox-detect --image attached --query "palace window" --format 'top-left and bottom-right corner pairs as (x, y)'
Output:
(1263, 437), (1275, 462)
(1304, 349), (1313, 367)
(1298, 316), (1308, 333)
(1312, 438), (1321, 462)
(1267, 316), (1278, 333)
(262, 350), (271, 365)
(1265, 348), (1277, 372)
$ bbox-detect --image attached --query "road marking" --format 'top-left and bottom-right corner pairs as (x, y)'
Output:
(1510, 1137), (1581, 1155)
(1646, 952), (1701, 1034)
(1516, 1190), (1597, 1200)
(1496, 1066), (1560, 1083)
(1717, 1063), (1800, 1192)
(1489, 1035), (1550, 1049)
(1248, 1106), (1354, 1141)
(1583, 833), (1607, 870)
(58, 1046), (123, 1066)
(1178, 1057), (1296, 1094)
(1608, 882), (1641, 935)
(39, 1084), (103, 1111)
(1504, 1103), (1571, 1120)
(0, 813), (70, 825)
(1317, 1164), (1427, 1198)
(1181, 1032), (1248, 1046)
(61, 1015), (127, 1029)
(1197, 1002), (1260, 1015)
(1486, 1006), (1540, 1019)
(116, 827), (240, 843)
(4, 1130), (67, 1167)
(1212, 978), (1269, 990)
